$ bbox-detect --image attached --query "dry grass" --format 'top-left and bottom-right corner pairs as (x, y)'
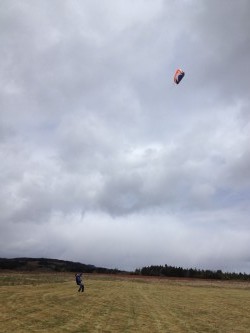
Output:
(1, 272), (250, 332)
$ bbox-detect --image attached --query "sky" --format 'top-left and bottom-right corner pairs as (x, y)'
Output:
(1, 0), (250, 273)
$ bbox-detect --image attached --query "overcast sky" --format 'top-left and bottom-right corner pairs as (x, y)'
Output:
(1, 0), (250, 273)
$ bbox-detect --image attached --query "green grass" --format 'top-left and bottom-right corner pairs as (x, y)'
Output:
(1, 272), (250, 332)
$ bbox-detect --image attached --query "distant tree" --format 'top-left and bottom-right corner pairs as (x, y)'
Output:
(134, 264), (250, 281)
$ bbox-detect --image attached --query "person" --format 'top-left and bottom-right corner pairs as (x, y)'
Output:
(75, 273), (84, 292)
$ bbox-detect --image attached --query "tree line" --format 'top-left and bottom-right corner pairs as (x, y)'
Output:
(133, 264), (250, 281)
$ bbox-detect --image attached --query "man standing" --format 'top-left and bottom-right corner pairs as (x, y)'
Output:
(75, 273), (84, 292)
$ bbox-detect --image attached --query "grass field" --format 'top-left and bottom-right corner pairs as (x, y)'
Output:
(1, 272), (250, 333)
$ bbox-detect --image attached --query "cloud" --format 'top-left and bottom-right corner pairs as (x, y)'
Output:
(1, 0), (250, 272)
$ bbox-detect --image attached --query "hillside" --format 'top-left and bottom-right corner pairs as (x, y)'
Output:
(0, 257), (123, 274)
(2, 258), (250, 281)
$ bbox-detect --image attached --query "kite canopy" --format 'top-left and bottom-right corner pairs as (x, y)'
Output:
(174, 69), (185, 84)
